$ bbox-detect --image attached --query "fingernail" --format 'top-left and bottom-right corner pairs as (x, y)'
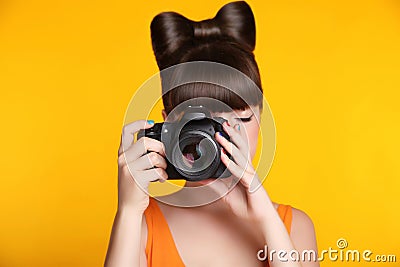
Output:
(226, 121), (230, 126)
(147, 120), (154, 125)
(237, 125), (240, 131)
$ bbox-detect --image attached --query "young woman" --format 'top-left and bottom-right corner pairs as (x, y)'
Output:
(105, 2), (319, 266)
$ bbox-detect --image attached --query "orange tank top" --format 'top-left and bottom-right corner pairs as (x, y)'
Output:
(144, 197), (293, 267)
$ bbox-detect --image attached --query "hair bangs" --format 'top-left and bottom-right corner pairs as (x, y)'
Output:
(163, 80), (262, 114)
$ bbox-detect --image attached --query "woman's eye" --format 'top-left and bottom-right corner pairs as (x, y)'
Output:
(236, 114), (254, 122)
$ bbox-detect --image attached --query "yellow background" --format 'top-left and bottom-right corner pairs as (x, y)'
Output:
(0, 0), (399, 266)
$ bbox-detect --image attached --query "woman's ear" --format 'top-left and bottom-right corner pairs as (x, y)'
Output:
(162, 109), (167, 120)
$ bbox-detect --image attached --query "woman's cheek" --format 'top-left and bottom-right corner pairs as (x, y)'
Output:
(250, 129), (259, 159)
(243, 123), (260, 159)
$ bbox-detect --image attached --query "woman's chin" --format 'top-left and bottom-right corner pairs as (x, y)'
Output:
(185, 178), (217, 187)
(197, 178), (217, 185)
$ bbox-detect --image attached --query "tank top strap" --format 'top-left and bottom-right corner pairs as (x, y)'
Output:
(144, 197), (185, 267)
(277, 204), (293, 234)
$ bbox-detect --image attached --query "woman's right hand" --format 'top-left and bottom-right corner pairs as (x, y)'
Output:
(117, 120), (168, 213)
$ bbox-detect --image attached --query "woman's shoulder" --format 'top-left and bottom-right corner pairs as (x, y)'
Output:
(272, 202), (315, 235)
(289, 206), (315, 232)
(273, 203), (319, 260)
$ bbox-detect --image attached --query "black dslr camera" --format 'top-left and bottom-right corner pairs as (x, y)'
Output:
(137, 106), (232, 181)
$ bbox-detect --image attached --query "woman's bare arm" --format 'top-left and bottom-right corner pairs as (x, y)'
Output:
(259, 205), (319, 267)
(105, 120), (166, 266)
(214, 122), (318, 267)
(104, 208), (147, 267)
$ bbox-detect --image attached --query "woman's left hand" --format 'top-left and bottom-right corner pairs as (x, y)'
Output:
(204, 121), (274, 223)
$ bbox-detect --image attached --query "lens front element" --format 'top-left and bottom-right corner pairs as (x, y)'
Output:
(172, 131), (220, 180)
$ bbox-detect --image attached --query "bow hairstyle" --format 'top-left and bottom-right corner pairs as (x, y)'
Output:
(150, 1), (256, 70)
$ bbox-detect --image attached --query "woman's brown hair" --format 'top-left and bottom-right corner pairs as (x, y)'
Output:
(150, 1), (263, 114)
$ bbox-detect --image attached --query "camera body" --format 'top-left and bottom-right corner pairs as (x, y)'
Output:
(137, 106), (232, 181)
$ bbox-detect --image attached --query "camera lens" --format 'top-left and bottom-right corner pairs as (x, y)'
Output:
(181, 141), (203, 167)
(172, 130), (220, 180)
